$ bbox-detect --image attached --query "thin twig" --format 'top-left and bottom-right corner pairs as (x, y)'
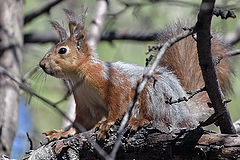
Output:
(165, 87), (206, 105)
(26, 132), (33, 150)
(54, 91), (72, 105)
(107, 5), (128, 17)
(145, 43), (163, 55)
(227, 49), (240, 57)
(109, 28), (194, 160)
(211, 50), (240, 65)
(54, 80), (83, 105)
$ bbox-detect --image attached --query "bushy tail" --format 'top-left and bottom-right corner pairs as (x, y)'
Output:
(158, 22), (232, 120)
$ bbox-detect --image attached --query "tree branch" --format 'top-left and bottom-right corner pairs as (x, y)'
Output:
(24, 30), (159, 44)
(24, 26), (240, 46)
(227, 49), (240, 57)
(195, 0), (236, 133)
(20, 124), (240, 160)
(24, 0), (65, 25)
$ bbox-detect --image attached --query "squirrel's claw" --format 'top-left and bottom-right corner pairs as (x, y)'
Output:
(43, 127), (76, 141)
(96, 120), (115, 140)
(128, 117), (150, 131)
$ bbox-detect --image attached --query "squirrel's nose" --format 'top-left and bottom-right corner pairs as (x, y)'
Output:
(39, 60), (46, 70)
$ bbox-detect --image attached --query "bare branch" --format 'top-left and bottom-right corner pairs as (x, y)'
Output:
(165, 87), (206, 105)
(24, 30), (159, 44)
(24, 23), (240, 46)
(24, 0), (65, 25)
(26, 132), (33, 150)
(227, 49), (240, 57)
(195, 0), (236, 134)
(24, 32), (58, 43)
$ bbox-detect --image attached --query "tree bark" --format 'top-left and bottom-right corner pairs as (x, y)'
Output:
(0, 0), (23, 156)
(22, 123), (240, 160)
(196, 0), (236, 133)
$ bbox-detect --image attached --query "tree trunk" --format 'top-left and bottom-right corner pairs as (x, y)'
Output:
(0, 0), (23, 156)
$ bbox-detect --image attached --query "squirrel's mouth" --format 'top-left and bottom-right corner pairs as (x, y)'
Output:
(41, 67), (54, 76)
(39, 64), (55, 76)
(39, 61), (55, 76)
(40, 65), (64, 78)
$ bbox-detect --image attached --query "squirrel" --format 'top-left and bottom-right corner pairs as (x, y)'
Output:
(39, 9), (232, 140)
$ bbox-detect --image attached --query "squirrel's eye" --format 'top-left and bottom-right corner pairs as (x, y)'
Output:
(58, 47), (67, 54)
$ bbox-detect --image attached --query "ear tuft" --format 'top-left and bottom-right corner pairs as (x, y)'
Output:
(63, 7), (88, 42)
(63, 9), (78, 25)
(50, 20), (68, 42)
(79, 6), (88, 28)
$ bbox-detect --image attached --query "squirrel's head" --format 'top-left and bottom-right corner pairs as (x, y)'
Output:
(39, 8), (91, 79)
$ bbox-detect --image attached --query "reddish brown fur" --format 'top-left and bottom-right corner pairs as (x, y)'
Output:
(72, 55), (134, 137)
(41, 12), (232, 140)
(138, 79), (154, 121)
(159, 28), (232, 110)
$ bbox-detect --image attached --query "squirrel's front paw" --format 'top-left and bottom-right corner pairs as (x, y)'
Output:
(96, 120), (115, 140)
(128, 117), (150, 131)
(43, 127), (76, 141)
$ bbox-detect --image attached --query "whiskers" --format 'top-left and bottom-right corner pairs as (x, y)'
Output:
(24, 66), (47, 105)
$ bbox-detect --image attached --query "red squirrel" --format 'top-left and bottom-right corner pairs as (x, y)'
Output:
(39, 9), (232, 140)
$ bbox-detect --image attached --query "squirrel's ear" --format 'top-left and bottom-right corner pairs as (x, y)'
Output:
(63, 9), (78, 41)
(50, 21), (68, 42)
(63, 8), (87, 42)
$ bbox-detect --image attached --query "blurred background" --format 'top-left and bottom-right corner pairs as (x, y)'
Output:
(7, 0), (240, 158)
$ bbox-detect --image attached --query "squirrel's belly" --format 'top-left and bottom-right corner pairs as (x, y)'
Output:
(72, 80), (108, 120)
